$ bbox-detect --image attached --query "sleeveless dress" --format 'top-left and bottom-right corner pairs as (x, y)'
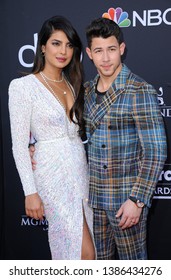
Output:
(8, 74), (94, 260)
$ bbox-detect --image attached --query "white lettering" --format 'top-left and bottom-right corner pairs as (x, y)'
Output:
(133, 11), (146, 26)
(159, 170), (164, 181)
(18, 33), (38, 67)
(155, 187), (171, 195)
(21, 216), (48, 231)
(132, 8), (171, 27)
(147, 9), (162, 26)
(163, 8), (171, 25)
(158, 87), (164, 105)
(164, 187), (171, 194)
(164, 170), (171, 181)
(158, 87), (164, 96)
(30, 219), (39, 226)
(159, 170), (171, 181)
(21, 217), (30, 226)
(155, 187), (163, 194)
(158, 97), (164, 105)
(161, 108), (171, 117)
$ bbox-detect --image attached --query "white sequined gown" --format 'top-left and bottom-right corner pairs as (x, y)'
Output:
(8, 74), (94, 260)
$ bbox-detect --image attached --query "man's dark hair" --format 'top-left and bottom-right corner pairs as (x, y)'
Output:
(86, 17), (124, 48)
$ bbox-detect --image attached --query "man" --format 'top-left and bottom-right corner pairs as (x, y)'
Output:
(83, 17), (167, 259)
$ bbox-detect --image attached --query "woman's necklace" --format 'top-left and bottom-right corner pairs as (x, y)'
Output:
(40, 71), (67, 95)
(40, 71), (64, 83)
(40, 71), (74, 112)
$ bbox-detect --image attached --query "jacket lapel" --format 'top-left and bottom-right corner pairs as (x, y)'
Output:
(85, 64), (131, 136)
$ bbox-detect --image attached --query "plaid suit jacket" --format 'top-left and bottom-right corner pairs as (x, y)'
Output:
(84, 64), (167, 210)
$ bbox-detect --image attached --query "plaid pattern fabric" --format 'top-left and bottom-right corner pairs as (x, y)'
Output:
(84, 64), (167, 209)
(93, 207), (148, 260)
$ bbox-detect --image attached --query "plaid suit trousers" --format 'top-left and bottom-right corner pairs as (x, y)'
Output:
(93, 207), (148, 260)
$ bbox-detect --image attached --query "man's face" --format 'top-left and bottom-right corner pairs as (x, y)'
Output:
(86, 36), (125, 79)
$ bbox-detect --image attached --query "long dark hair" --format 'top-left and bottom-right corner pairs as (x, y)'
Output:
(32, 15), (85, 135)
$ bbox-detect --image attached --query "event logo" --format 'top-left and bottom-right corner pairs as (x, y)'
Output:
(158, 86), (171, 118)
(102, 7), (131, 27)
(102, 7), (171, 27)
(21, 215), (48, 231)
(154, 164), (171, 200)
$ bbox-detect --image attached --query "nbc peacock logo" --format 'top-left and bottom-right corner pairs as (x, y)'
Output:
(102, 7), (131, 27)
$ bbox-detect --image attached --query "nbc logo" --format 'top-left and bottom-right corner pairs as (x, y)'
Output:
(102, 6), (171, 27)
(102, 7), (131, 27)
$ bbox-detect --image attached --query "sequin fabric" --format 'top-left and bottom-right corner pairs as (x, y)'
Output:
(8, 74), (94, 259)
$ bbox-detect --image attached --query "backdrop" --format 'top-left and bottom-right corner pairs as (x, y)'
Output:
(0, 0), (171, 259)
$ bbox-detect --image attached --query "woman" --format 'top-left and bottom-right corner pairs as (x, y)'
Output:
(8, 15), (95, 260)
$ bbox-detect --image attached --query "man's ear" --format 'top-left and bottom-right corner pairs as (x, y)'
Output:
(86, 47), (93, 60)
(120, 42), (126, 56)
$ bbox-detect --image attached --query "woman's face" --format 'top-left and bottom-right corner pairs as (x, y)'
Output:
(42, 30), (74, 70)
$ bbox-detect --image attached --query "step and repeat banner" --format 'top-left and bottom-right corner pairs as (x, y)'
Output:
(0, 0), (171, 259)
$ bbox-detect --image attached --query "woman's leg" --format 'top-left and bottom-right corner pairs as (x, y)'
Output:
(81, 213), (95, 260)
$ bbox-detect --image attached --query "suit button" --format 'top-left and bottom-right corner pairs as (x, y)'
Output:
(102, 144), (106, 148)
(103, 165), (107, 169)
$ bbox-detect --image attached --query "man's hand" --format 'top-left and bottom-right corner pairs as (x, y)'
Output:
(29, 144), (36, 170)
(25, 193), (44, 220)
(116, 199), (142, 229)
